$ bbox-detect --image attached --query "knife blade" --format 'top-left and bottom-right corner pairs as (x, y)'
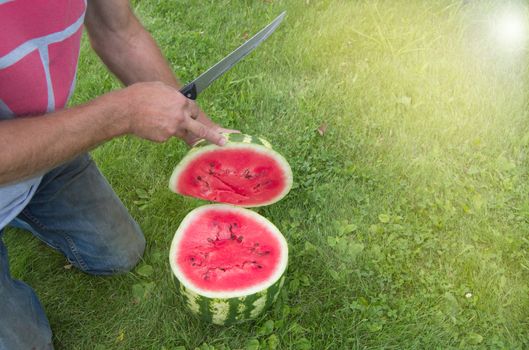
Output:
(179, 11), (286, 100)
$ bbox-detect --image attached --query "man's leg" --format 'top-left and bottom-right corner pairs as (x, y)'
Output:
(11, 153), (146, 275)
(1, 154), (144, 348)
(0, 230), (53, 350)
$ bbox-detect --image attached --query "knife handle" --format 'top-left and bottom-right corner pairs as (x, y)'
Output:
(180, 83), (197, 100)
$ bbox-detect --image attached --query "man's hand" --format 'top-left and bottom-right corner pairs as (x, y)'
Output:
(182, 110), (240, 146)
(119, 82), (227, 146)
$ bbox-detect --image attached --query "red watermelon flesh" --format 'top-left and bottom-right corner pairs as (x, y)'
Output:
(173, 147), (290, 207)
(174, 206), (284, 292)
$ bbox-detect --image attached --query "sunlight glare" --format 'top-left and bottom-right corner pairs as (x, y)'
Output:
(493, 9), (528, 51)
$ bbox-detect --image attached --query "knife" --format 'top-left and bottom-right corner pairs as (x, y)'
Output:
(179, 11), (286, 100)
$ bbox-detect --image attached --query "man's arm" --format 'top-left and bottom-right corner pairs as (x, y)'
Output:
(0, 83), (225, 185)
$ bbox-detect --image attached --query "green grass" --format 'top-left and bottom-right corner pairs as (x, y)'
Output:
(4, 0), (529, 348)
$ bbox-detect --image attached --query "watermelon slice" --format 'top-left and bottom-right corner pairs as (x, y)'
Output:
(169, 133), (293, 207)
(169, 204), (288, 325)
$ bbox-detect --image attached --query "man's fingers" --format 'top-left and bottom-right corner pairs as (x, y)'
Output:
(184, 118), (226, 146)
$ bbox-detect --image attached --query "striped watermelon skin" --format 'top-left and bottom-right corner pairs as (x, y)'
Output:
(176, 274), (286, 325)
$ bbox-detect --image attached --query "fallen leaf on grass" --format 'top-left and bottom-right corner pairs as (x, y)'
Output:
(242, 32), (249, 40)
(316, 122), (328, 136)
(63, 264), (73, 270)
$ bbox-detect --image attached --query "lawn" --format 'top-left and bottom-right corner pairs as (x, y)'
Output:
(4, 0), (529, 348)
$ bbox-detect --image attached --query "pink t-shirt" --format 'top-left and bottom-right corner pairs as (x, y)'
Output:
(0, 0), (87, 229)
(0, 0), (86, 116)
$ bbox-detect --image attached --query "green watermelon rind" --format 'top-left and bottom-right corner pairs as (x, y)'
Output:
(175, 274), (286, 326)
(169, 204), (288, 325)
(169, 133), (293, 208)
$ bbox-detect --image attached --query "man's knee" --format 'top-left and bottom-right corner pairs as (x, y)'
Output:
(108, 231), (146, 273)
(80, 226), (146, 276)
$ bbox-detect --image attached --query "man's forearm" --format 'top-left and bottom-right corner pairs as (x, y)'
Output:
(0, 93), (125, 185)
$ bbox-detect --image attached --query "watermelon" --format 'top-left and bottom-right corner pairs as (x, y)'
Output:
(169, 204), (288, 325)
(169, 133), (292, 325)
(169, 133), (293, 207)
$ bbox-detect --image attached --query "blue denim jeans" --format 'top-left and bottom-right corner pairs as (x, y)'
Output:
(0, 154), (145, 349)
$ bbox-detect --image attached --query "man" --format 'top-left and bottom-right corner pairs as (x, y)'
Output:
(0, 1), (235, 348)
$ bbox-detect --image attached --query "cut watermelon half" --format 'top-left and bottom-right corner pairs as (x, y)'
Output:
(169, 133), (293, 207)
(169, 204), (288, 325)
